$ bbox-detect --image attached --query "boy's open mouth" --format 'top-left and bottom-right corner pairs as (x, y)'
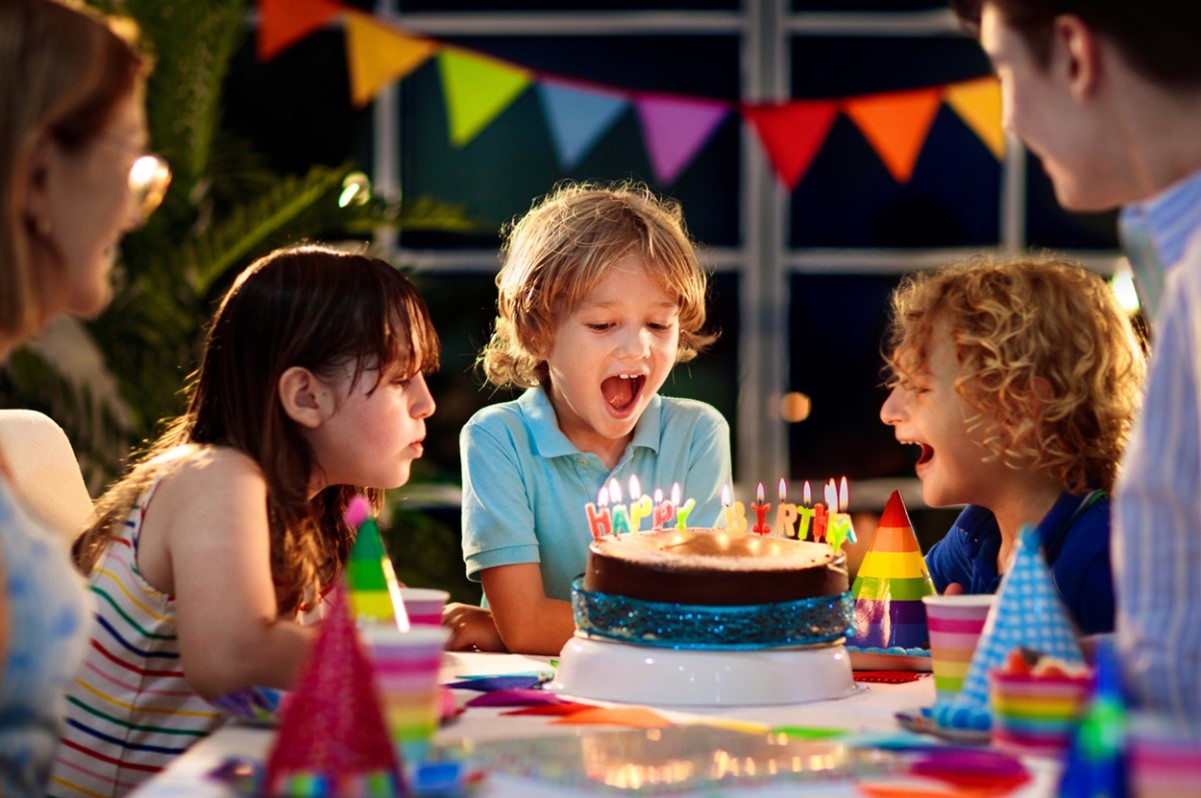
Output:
(602, 373), (645, 413)
(915, 443), (933, 467)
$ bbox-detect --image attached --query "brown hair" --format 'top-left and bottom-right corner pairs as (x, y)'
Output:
(884, 255), (1145, 494)
(0, 0), (145, 341)
(74, 245), (441, 613)
(480, 180), (717, 389)
(951, 0), (1201, 90)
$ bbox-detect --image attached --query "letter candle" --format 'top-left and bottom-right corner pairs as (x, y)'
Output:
(609, 478), (632, 535)
(812, 480), (831, 543)
(721, 484), (748, 534)
(672, 483), (695, 529)
(584, 485), (613, 540)
(825, 476), (858, 554)
(751, 482), (772, 536)
(774, 478), (798, 538)
(795, 480), (815, 541)
(627, 476), (653, 533)
(651, 488), (675, 530)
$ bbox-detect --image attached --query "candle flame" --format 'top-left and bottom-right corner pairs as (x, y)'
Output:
(609, 478), (622, 503)
(755, 482), (765, 503)
(670, 482), (681, 505)
(721, 484), (731, 507)
(803, 481), (812, 506)
(598, 486), (610, 506)
(628, 474), (641, 500)
(839, 476), (849, 512)
(777, 477), (787, 502)
(653, 488), (663, 504)
(824, 480), (837, 508)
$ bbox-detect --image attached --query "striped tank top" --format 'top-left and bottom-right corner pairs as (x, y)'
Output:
(48, 484), (224, 797)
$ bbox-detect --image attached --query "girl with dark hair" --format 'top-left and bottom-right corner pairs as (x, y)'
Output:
(50, 244), (439, 797)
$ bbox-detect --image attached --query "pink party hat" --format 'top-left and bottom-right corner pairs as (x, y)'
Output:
(264, 584), (405, 796)
(345, 494), (410, 629)
(848, 490), (935, 650)
(933, 525), (1086, 731)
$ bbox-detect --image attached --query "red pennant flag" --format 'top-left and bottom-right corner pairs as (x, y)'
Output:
(742, 100), (839, 189)
(258, 0), (344, 61)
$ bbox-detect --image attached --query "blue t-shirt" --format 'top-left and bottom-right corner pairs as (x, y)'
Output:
(460, 386), (732, 601)
(925, 490), (1114, 635)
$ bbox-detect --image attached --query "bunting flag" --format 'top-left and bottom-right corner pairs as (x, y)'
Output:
(742, 100), (840, 189)
(345, 12), (438, 108)
(537, 79), (630, 169)
(257, 0), (343, 62)
(844, 87), (943, 183)
(635, 94), (731, 185)
(256, 0), (1003, 190)
(437, 48), (533, 147)
(944, 76), (1005, 158)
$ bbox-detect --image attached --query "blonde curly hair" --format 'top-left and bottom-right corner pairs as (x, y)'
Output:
(479, 181), (717, 389)
(884, 256), (1146, 494)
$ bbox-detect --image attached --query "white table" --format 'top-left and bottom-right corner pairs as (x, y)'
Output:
(131, 651), (1060, 797)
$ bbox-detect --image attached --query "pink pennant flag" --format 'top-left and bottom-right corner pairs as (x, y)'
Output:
(635, 94), (731, 186)
(742, 100), (840, 189)
(843, 87), (943, 183)
(257, 0), (343, 62)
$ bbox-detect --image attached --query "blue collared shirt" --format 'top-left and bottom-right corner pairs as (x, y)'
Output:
(1115, 167), (1201, 734)
(460, 386), (732, 602)
(1119, 169), (1201, 324)
(924, 491), (1114, 635)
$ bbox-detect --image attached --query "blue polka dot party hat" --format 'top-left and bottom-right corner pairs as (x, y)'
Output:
(932, 524), (1085, 731)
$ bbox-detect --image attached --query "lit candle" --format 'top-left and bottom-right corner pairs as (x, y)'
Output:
(774, 477), (798, 538)
(795, 480), (815, 540)
(672, 483), (695, 529)
(584, 485), (613, 540)
(826, 476), (858, 554)
(651, 488), (675, 530)
(721, 484), (748, 534)
(751, 482), (772, 536)
(609, 478), (631, 535)
(627, 476), (653, 533)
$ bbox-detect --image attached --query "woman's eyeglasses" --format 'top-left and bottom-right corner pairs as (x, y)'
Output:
(129, 153), (171, 219)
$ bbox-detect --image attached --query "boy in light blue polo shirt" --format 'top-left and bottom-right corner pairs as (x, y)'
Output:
(445, 182), (733, 656)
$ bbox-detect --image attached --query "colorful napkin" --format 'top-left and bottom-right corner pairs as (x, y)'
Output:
(464, 689), (565, 708)
(445, 675), (549, 692)
(934, 525), (1085, 731)
(263, 585), (403, 796)
(849, 490), (935, 650)
(549, 706), (674, 728)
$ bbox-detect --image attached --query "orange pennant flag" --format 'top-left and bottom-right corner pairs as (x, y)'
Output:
(742, 100), (839, 189)
(843, 87), (943, 183)
(257, 0), (343, 62)
(345, 12), (438, 107)
(944, 76), (1005, 159)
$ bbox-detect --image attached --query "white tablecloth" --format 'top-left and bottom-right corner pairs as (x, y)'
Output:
(130, 651), (1060, 797)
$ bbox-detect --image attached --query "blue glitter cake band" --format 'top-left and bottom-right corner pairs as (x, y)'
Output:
(571, 579), (855, 651)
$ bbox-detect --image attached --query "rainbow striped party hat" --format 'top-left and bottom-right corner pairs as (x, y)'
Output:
(264, 585), (405, 796)
(934, 524), (1085, 731)
(848, 489), (935, 650)
(345, 494), (409, 630)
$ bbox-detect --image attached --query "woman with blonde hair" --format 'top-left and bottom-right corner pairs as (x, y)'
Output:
(0, 1), (168, 794)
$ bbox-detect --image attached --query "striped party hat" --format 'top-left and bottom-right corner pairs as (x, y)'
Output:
(848, 490), (935, 650)
(345, 494), (410, 630)
(934, 524), (1085, 731)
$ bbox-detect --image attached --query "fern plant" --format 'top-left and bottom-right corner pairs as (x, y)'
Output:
(0, 0), (474, 490)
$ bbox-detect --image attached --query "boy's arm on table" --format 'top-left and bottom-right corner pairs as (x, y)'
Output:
(148, 449), (316, 699)
(443, 602), (506, 652)
(478, 563), (576, 656)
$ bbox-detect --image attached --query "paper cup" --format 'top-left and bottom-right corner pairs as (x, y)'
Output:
(989, 670), (1091, 756)
(922, 594), (994, 702)
(400, 587), (450, 627)
(362, 625), (450, 766)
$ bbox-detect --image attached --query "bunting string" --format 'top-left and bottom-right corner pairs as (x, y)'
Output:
(258, 0), (1003, 188)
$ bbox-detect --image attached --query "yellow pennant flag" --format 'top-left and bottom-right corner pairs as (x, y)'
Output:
(844, 87), (942, 183)
(944, 76), (1005, 159)
(345, 13), (438, 107)
(437, 48), (532, 147)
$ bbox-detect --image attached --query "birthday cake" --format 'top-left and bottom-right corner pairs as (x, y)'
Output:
(584, 528), (848, 606)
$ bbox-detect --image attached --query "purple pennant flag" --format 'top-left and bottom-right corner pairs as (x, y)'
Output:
(634, 94), (730, 185)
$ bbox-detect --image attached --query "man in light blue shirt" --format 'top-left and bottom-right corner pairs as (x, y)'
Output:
(952, 0), (1201, 736)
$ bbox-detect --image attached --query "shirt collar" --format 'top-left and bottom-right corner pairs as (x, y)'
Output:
(522, 385), (663, 459)
(1120, 168), (1201, 270)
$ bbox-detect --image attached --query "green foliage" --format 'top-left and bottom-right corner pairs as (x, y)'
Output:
(0, 0), (475, 489)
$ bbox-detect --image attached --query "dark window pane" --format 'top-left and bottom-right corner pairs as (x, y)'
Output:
(1024, 159), (1119, 250)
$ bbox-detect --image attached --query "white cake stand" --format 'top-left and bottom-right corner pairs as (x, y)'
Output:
(547, 633), (857, 707)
